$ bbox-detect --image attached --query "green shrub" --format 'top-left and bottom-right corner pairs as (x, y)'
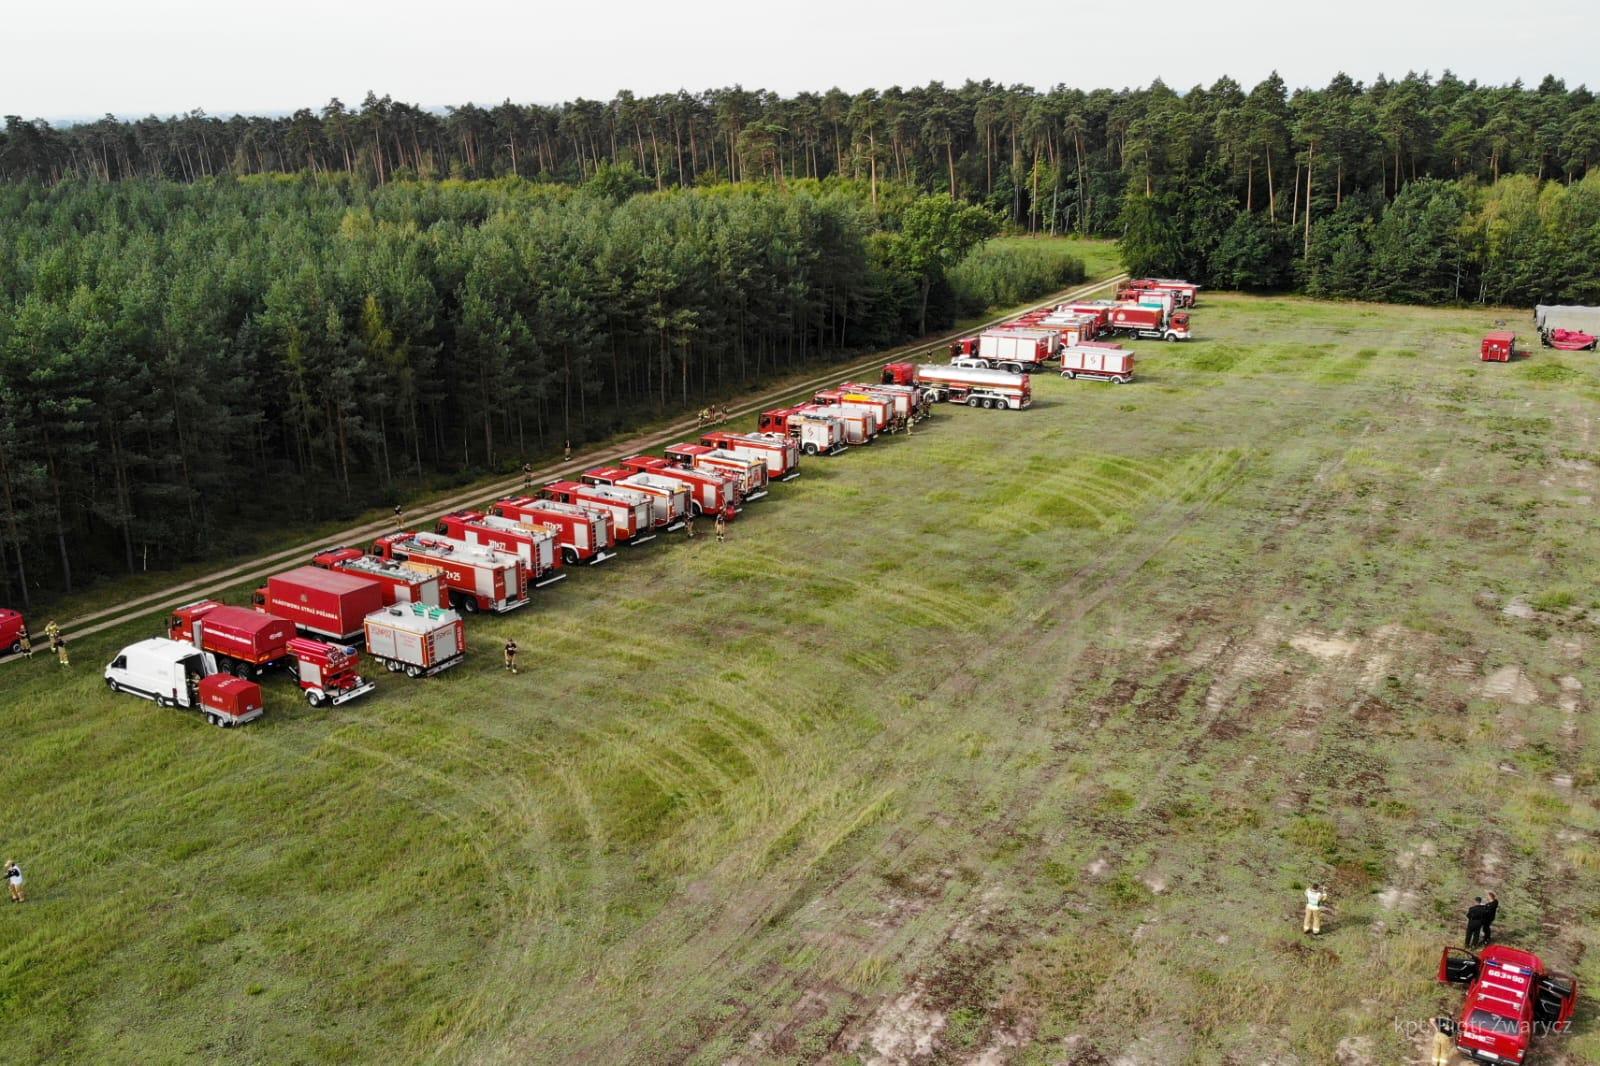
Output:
(949, 238), (1086, 314)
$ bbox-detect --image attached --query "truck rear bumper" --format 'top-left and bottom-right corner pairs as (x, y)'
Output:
(422, 653), (464, 676)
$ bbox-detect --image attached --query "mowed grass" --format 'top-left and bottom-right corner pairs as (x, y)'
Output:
(3, 293), (1600, 1064)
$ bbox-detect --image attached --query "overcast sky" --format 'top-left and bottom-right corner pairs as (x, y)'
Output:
(5, 0), (1592, 122)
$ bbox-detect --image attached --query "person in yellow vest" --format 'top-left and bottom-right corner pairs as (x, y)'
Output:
(1303, 883), (1327, 935)
(19, 630), (33, 659)
(44, 619), (61, 652)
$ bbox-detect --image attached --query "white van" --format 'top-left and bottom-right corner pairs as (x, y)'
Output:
(104, 638), (216, 708)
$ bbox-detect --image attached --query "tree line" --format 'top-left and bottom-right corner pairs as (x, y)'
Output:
(0, 176), (1019, 604)
(5, 74), (1598, 233)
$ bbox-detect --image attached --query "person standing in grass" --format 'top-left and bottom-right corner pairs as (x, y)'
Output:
(503, 638), (519, 675)
(55, 639), (69, 668)
(44, 619), (60, 652)
(1465, 897), (1488, 947)
(19, 630), (32, 659)
(683, 513), (695, 539)
(714, 514), (727, 544)
(393, 504), (404, 530)
(5, 860), (23, 903)
(1481, 892), (1498, 944)
(1430, 1016), (1457, 1065)
(522, 463), (533, 490)
(1303, 882), (1326, 935)
(563, 440), (572, 462)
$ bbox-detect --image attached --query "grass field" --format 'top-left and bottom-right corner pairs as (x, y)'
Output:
(3, 291), (1599, 1065)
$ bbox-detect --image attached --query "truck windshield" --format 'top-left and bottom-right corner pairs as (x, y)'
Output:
(1467, 1009), (1522, 1036)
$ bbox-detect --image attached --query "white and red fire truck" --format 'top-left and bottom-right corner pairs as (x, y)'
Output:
(540, 480), (657, 545)
(698, 431), (801, 481)
(369, 532), (529, 614)
(813, 389), (891, 437)
(754, 407), (849, 456)
(492, 495), (618, 564)
(1059, 343), (1135, 384)
(435, 510), (566, 586)
(310, 547), (444, 607)
(662, 444), (769, 501)
(616, 456), (742, 519)
(580, 467), (691, 530)
(364, 602), (467, 677)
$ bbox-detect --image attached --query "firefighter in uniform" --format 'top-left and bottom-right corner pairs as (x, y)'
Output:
(44, 619), (61, 652)
(563, 440), (572, 462)
(522, 463), (533, 490)
(684, 513), (695, 539)
(19, 630), (33, 659)
(56, 638), (69, 668)
(503, 638), (519, 674)
(714, 514), (727, 544)
(393, 504), (404, 530)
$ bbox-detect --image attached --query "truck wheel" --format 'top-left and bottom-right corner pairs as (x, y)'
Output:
(6, 640), (19, 655)
(211, 714), (227, 728)
(1115, 375), (1130, 384)
(562, 546), (580, 566)
(405, 665), (423, 678)
(306, 690), (326, 708)
(233, 661), (253, 679)
(460, 598), (480, 615)
(802, 442), (818, 456)
(966, 396), (981, 408)
(385, 660), (402, 672)
(155, 695), (171, 708)
(107, 678), (121, 693)
(1065, 371), (1077, 379)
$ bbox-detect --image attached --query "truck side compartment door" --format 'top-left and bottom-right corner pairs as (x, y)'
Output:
(1439, 947), (1479, 985)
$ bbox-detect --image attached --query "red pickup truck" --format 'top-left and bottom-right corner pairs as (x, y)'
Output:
(1439, 944), (1577, 1063)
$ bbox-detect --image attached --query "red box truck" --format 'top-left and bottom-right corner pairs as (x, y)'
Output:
(252, 566), (386, 643)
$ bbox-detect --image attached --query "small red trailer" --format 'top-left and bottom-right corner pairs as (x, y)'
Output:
(1060, 343), (1135, 384)
(581, 467), (691, 529)
(0, 608), (26, 655)
(435, 510), (566, 586)
(197, 675), (265, 727)
(364, 603), (466, 677)
(699, 431), (801, 481)
(1108, 305), (1190, 342)
(540, 480), (657, 545)
(283, 636), (376, 706)
(1480, 331), (1516, 362)
(310, 548), (444, 608)
(492, 496), (617, 565)
(663, 444), (770, 501)
(370, 532), (529, 614)
(617, 456), (742, 518)
(252, 566), (386, 643)
(755, 406), (849, 456)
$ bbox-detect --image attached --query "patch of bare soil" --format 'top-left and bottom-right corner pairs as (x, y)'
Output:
(1480, 664), (1539, 705)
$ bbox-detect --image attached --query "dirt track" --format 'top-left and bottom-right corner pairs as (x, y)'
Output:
(4, 273), (1124, 657)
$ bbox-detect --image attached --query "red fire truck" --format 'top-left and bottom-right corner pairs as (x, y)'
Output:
(814, 388), (891, 436)
(435, 510), (565, 586)
(794, 403), (875, 445)
(580, 467), (691, 530)
(617, 456), (742, 518)
(1439, 944), (1577, 1063)
(492, 496), (617, 565)
(1108, 304), (1191, 341)
(253, 566), (387, 643)
(169, 599), (375, 705)
(698, 431), (801, 481)
(663, 444), (769, 501)
(839, 382), (919, 426)
(1, 608), (26, 655)
(1126, 278), (1199, 307)
(369, 532), (529, 614)
(755, 407), (849, 456)
(310, 548), (444, 607)
(540, 480), (657, 545)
